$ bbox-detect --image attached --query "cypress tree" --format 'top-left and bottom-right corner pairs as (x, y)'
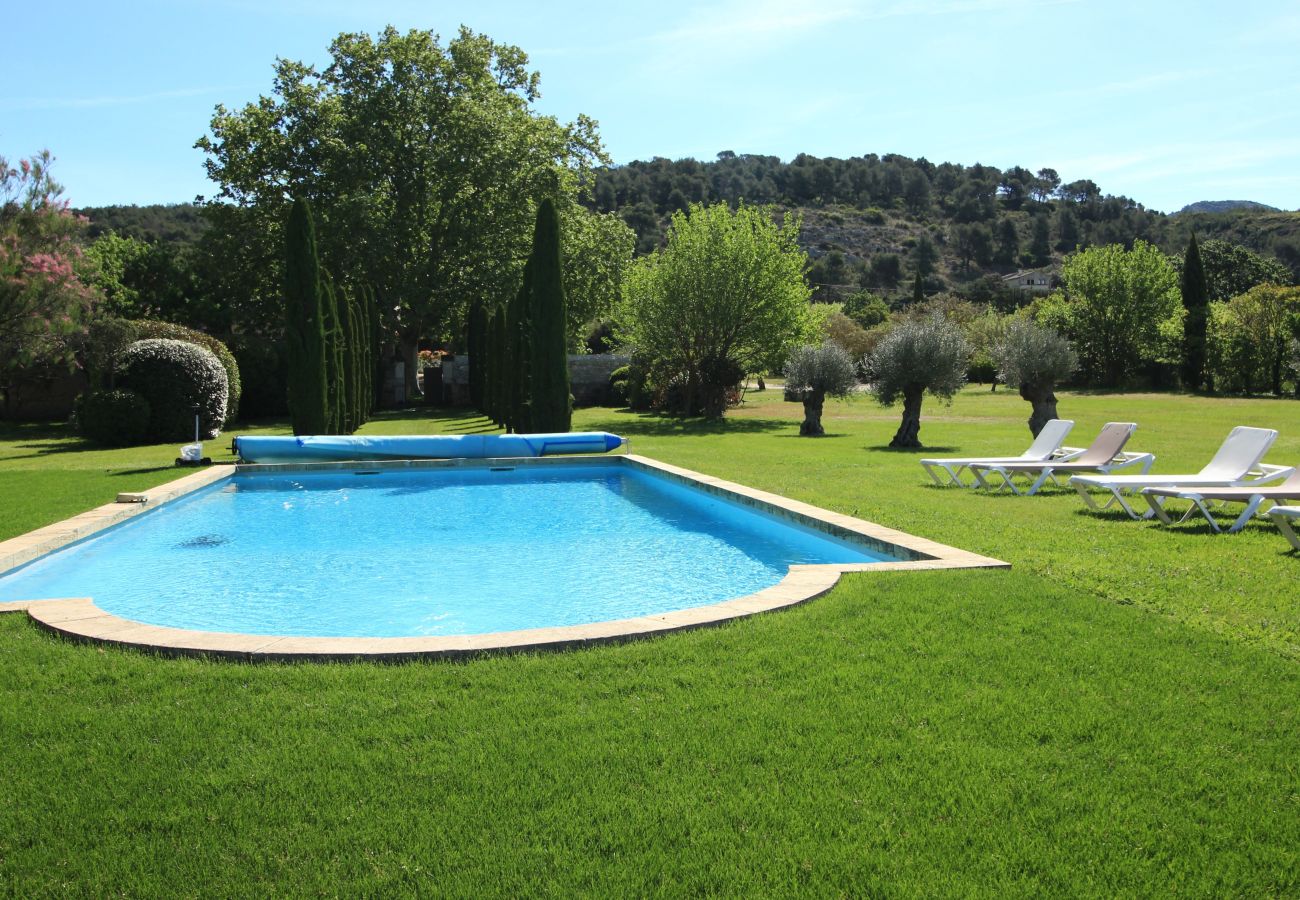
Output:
(912, 270), (924, 306)
(468, 298), (487, 411)
(526, 198), (572, 433)
(321, 276), (346, 433)
(489, 303), (507, 426)
(283, 198), (329, 435)
(365, 285), (382, 413)
(483, 304), (497, 422)
(1029, 215), (1051, 267)
(1180, 233), (1210, 391)
(339, 286), (360, 432)
(507, 263), (532, 433)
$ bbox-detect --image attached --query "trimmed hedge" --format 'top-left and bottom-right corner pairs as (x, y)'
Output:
(74, 389), (152, 447)
(86, 318), (242, 424)
(118, 338), (228, 441)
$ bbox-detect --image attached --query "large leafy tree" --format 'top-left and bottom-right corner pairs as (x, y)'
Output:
(1194, 239), (1292, 302)
(197, 27), (605, 376)
(1053, 241), (1180, 386)
(619, 202), (812, 418)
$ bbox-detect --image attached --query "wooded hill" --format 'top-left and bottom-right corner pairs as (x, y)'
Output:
(584, 152), (1300, 305)
(78, 151), (1300, 308)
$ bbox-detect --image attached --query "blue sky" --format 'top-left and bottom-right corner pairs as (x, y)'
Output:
(3, 0), (1298, 212)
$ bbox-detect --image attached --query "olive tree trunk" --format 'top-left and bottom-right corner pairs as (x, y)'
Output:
(889, 385), (924, 448)
(1020, 382), (1060, 437)
(800, 389), (826, 436)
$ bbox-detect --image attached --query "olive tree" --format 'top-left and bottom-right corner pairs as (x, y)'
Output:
(619, 202), (811, 417)
(996, 319), (1078, 436)
(783, 342), (857, 436)
(866, 316), (969, 449)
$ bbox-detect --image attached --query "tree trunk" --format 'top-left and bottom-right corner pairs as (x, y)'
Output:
(756, 374), (766, 391)
(399, 328), (420, 404)
(800, 390), (825, 436)
(889, 386), (924, 448)
(1020, 382), (1059, 437)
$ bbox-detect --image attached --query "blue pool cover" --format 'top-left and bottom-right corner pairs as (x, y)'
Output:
(233, 432), (624, 463)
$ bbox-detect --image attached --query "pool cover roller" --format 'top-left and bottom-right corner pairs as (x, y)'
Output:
(233, 432), (625, 463)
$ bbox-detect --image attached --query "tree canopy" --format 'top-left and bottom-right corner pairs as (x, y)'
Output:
(618, 202), (812, 417)
(197, 26), (605, 364)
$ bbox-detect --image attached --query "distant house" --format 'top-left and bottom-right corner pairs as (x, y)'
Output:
(1001, 268), (1056, 295)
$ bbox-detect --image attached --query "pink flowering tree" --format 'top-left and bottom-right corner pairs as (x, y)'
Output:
(0, 150), (100, 383)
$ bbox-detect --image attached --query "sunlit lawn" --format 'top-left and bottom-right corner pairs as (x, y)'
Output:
(1, 387), (1298, 895)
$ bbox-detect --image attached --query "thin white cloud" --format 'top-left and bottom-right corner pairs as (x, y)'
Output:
(0, 87), (232, 112)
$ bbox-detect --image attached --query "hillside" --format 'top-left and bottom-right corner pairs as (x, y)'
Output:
(1177, 200), (1281, 215)
(587, 152), (1300, 304)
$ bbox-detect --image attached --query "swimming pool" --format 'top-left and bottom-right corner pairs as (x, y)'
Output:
(0, 456), (1005, 658)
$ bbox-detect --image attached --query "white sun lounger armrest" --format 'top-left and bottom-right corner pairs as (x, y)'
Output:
(1247, 464), (1295, 484)
(1106, 451), (1156, 471)
(1268, 506), (1300, 551)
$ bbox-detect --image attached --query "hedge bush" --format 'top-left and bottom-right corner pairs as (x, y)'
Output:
(118, 338), (228, 441)
(85, 318), (242, 424)
(74, 389), (152, 447)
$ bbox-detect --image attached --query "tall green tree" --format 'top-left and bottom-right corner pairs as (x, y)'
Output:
(1179, 233), (1210, 391)
(995, 218), (1019, 266)
(1053, 241), (1181, 387)
(198, 27), (605, 373)
(507, 266), (532, 432)
(1029, 215), (1051, 266)
(619, 202), (812, 418)
(321, 277), (346, 433)
(526, 198), (572, 433)
(467, 298), (487, 410)
(283, 198), (329, 435)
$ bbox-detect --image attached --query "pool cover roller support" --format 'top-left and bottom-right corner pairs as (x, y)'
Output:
(232, 432), (625, 463)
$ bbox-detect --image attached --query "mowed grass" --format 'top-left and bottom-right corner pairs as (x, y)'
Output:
(1, 388), (1298, 895)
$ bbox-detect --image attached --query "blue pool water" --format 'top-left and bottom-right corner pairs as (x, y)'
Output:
(0, 464), (893, 637)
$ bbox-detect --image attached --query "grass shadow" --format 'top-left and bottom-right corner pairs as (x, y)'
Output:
(865, 445), (959, 453)
(586, 412), (789, 438)
(111, 466), (176, 477)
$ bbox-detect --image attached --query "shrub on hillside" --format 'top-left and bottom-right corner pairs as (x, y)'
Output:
(118, 338), (228, 440)
(74, 389), (152, 447)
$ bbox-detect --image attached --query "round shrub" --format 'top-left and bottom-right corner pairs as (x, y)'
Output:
(130, 321), (242, 424)
(118, 338), (229, 441)
(75, 389), (152, 447)
(86, 318), (242, 424)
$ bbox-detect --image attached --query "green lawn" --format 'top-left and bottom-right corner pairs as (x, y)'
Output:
(1, 388), (1298, 895)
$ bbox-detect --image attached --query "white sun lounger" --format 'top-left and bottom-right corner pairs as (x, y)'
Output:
(1140, 466), (1300, 533)
(970, 422), (1148, 496)
(1269, 506), (1300, 550)
(919, 419), (1079, 486)
(1069, 426), (1281, 520)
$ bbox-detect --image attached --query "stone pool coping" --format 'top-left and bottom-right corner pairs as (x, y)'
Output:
(0, 454), (1006, 661)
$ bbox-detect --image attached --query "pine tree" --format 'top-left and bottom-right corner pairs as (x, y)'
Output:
(1180, 233), (1210, 391)
(283, 198), (329, 435)
(526, 198), (572, 432)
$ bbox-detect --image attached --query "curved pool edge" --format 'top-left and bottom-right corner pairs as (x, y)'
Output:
(0, 452), (1009, 661)
(14, 556), (996, 661)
